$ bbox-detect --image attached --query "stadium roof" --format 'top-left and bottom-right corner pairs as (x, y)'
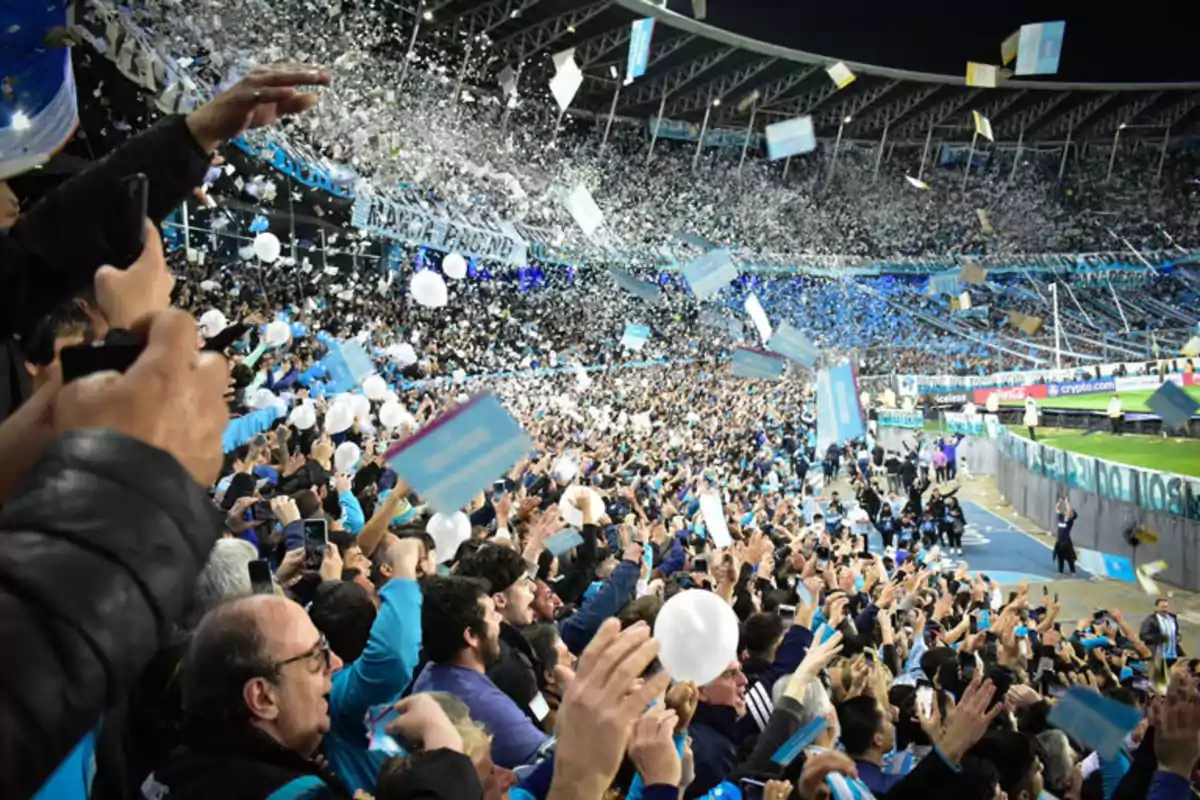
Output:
(421, 0), (1200, 144)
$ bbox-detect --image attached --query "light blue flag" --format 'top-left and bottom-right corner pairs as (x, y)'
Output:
(768, 322), (819, 368)
(1076, 549), (1135, 583)
(682, 248), (738, 301)
(816, 363), (865, 452)
(626, 18), (655, 82)
(385, 392), (532, 515)
(545, 529), (584, 557)
(322, 340), (375, 393)
(1016, 20), (1066, 76)
(609, 267), (662, 303)
(676, 231), (719, 250)
(1146, 381), (1199, 431)
(1048, 687), (1140, 759)
(620, 323), (651, 351)
(765, 115), (816, 161)
(732, 347), (785, 381)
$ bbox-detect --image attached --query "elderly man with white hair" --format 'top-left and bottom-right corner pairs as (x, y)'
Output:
(185, 537), (262, 628)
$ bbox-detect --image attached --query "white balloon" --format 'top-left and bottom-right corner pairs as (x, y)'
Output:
(559, 486), (603, 528)
(388, 342), (418, 367)
(289, 402), (317, 430)
(325, 403), (355, 434)
(653, 589), (740, 685)
(264, 321), (291, 347)
(410, 270), (448, 308)
(238, 244), (256, 261)
(362, 374), (388, 401)
(334, 441), (362, 473)
(427, 511), (472, 563)
(379, 401), (408, 429)
(442, 252), (468, 280)
(381, 390), (400, 406)
(452, 368), (467, 383)
(250, 388), (278, 410)
(198, 309), (227, 338)
(985, 392), (1000, 413)
(348, 393), (372, 421)
(253, 232), (282, 263)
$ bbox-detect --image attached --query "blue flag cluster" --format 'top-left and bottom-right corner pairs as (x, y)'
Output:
(764, 115), (816, 161)
(620, 323), (651, 351)
(626, 18), (655, 82)
(816, 363), (865, 452)
(322, 340), (375, 393)
(768, 322), (819, 368)
(1146, 381), (1199, 431)
(732, 347), (786, 380)
(385, 393), (532, 515)
(682, 249), (739, 301)
(609, 267), (662, 303)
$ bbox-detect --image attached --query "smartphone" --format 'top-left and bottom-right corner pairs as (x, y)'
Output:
(248, 559), (274, 594)
(958, 651), (976, 682)
(778, 604), (796, 624)
(109, 172), (150, 268)
(493, 479), (507, 496)
(694, 556), (708, 572)
(916, 686), (934, 718)
(252, 500), (274, 521)
(60, 329), (145, 383)
(303, 519), (328, 570)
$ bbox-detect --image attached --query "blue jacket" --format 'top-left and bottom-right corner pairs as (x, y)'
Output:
(324, 579), (423, 795)
(411, 664), (548, 769)
(687, 703), (742, 799)
(560, 559), (639, 655)
(338, 490), (365, 535)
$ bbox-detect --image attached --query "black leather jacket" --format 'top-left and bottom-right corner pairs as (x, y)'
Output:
(0, 430), (222, 799)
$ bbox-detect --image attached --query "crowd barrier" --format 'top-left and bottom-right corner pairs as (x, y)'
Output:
(901, 357), (1198, 399)
(995, 427), (1200, 591)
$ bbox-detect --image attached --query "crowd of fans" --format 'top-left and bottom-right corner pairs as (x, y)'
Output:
(4, 57), (1200, 800)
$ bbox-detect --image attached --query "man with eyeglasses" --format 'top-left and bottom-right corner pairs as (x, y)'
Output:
(147, 594), (350, 798)
(687, 660), (749, 799)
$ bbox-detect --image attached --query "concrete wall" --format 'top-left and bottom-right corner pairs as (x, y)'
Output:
(996, 443), (1200, 592)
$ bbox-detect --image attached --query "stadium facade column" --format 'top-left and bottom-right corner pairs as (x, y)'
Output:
(1057, 129), (1072, 179)
(180, 200), (191, 253)
(599, 81), (621, 154)
(646, 94), (667, 165)
(1106, 125), (1123, 183)
(397, 10), (424, 95)
(1156, 125), (1171, 183)
(1008, 124), (1024, 185)
(451, 17), (477, 119)
(873, 122), (888, 182)
(692, 90), (714, 172)
(1051, 283), (1062, 369)
(961, 129), (978, 193)
(826, 115), (849, 187)
(737, 104), (757, 179)
(918, 123), (934, 181)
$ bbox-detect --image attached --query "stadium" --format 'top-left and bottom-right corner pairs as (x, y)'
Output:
(4, 1), (1200, 798)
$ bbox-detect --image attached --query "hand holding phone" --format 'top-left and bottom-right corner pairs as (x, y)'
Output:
(303, 519), (328, 570)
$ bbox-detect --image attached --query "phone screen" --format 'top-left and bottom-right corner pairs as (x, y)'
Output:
(252, 500), (274, 521)
(303, 519), (328, 570)
(248, 560), (274, 594)
(916, 686), (934, 718)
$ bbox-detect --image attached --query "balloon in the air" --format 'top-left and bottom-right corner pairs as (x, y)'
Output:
(325, 403), (355, 435)
(199, 309), (228, 338)
(334, 441), (362, 473)
(265, 321), (291, 347)
(442, 252), (468, 280)
(427, 512), (472, 563)
(362, 374), (388, 401)
(653, 589), (740, 685)
(250, 388), (278, 410)
(253, 232), (282, 263)
(388, 342), (418, 367)
(289, 402), (317, 430)
(410, 270), (448, 308)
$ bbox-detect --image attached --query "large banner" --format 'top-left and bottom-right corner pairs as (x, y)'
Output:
(998, 428), (1200, 519)
(877, 409), (924, 429)
(352, 194), (529, 266)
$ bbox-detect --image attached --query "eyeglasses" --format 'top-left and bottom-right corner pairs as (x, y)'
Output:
(275, 634), (333, 672)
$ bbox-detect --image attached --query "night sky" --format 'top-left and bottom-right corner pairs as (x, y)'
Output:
(662, 1), (1200, 84)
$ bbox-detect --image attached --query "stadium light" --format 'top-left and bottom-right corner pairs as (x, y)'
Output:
(11, 110), (30, 131)
(844, 115), (853, 124)
(712, 98), (721, 107)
